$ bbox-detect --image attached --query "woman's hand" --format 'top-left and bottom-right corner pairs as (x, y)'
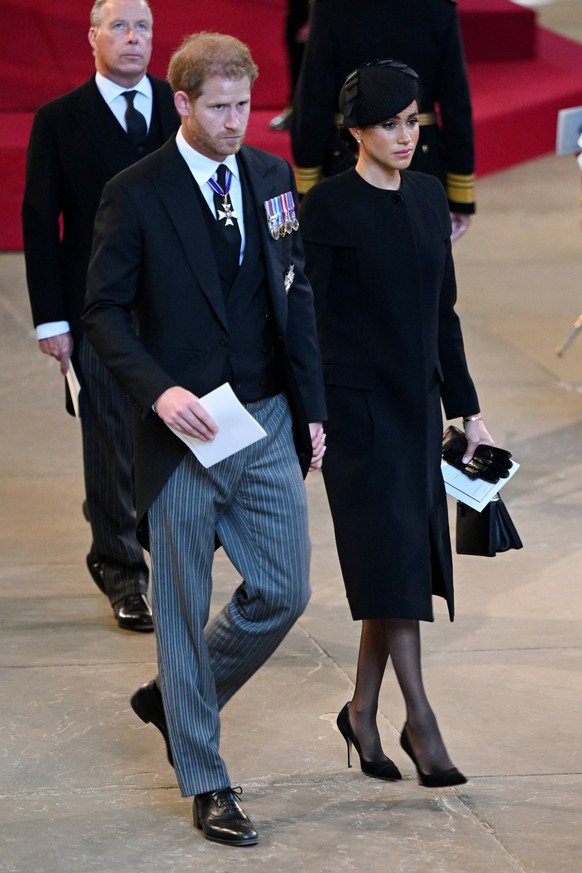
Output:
(462, 418), (512, 482)
(462, 418), (494, 464)
(308, 422), (326, 471)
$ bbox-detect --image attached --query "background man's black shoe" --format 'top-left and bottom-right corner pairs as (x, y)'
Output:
(86, 553), (106, 594)
(269, 106), (292, 130)
(194, 788), (258, 846)
(113, 594), (153, 632)
(130, 680), (173, 766)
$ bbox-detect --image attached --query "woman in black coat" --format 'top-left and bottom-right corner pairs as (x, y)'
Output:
(300, 60), (494, 786)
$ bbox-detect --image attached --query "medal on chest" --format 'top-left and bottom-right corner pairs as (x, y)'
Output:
(264, 191), (299, 239)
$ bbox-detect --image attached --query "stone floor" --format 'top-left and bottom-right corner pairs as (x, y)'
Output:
(2, 5), (582, 869)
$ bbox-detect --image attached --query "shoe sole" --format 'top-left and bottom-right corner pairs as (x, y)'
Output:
(361, 769), (402, 781)
(116, 619), (154, 633)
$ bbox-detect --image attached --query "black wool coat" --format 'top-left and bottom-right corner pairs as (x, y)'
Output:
(300, 168), (479, 621)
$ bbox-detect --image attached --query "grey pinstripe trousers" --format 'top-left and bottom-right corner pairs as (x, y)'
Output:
(148, 393), (311, 797)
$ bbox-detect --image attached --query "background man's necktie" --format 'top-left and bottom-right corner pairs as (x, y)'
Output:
(122, 90), (147, 152)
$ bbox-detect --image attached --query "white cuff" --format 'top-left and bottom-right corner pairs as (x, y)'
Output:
(36, 321), (71, 340)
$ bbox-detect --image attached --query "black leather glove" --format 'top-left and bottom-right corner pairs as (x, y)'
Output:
(442, 426), (512, 484)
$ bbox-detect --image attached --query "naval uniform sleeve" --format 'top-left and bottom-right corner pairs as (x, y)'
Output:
(290, 3), (338, 195)
(437, 2), (476, 214)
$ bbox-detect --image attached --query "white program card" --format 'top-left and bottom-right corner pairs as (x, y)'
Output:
(442, 459), (520, 512)
(167, 383), (267, 468)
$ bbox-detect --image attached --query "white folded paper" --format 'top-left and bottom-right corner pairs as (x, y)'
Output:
(441, 459), (520, 512)
(167, 382), (267, 468)
(65, 361), (81, 419)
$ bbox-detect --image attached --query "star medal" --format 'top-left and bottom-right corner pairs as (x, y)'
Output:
(208, 167), (239, 227)
(284, 264), (295, 292)
(219, 198), (236, 225)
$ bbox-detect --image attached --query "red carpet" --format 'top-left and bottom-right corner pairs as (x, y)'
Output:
(0, 0), (289, 112)
(469, 27), (582, 175)
(2, 0), (582, 250)
(458, 0), (537, 61)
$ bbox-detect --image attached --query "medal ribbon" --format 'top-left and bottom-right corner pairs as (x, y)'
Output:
(208, 166), (233, 204)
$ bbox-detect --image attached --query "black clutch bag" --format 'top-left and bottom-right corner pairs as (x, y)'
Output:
(456, 496), (523, 557)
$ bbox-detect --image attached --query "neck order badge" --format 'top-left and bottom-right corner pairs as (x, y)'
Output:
(209, 164), (240, 228)
(208, 164), (241, 283)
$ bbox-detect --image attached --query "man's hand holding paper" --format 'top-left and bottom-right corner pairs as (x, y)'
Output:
(155, 386), (219, 442)
(161, 383), (268, 469)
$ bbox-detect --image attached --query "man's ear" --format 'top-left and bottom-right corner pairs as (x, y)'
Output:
(174, 91), (191, 118)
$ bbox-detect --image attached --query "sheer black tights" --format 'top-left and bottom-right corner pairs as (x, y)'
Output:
(347, 618), (455, 773)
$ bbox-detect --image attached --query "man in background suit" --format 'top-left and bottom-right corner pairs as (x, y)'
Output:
(82, 31), (326, 846)
(21, 0), (179, 631)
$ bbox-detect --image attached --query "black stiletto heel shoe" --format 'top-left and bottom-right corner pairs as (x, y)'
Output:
(400, 727), (467, 787)
(336, 702), (402, 781)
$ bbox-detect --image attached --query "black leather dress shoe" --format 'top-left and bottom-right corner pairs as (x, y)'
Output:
(194, 788), (258, 846)
(113, 594), (154, 632)
(86, 553), (106, 594)
(130, 680), (173, 767)
(269, 106), (293, 130)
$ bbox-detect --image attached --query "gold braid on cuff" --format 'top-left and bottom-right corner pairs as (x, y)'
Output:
(447, 172), (476, 206)
(294, 166), (323, 195)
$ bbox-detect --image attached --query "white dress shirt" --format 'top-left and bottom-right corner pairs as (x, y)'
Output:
(95, 71), (153, 132)
(175, 128), (245, 262)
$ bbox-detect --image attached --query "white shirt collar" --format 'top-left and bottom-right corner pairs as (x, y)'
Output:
(175, 128), (239, 187)
(95, 72), (152, 106)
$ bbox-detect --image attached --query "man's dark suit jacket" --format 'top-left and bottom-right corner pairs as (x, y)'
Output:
(22, 74), (179, 346)
(82, 136), (326, 545)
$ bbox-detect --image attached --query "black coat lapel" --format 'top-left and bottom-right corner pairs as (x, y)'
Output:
(238, 146), (280, 227)
(149, 76), (180, 139)
(152, 139), (227, 329)
(237, 147), (289, 327)
(72, 76), (178, 177)
(72, 78), (138, 176)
